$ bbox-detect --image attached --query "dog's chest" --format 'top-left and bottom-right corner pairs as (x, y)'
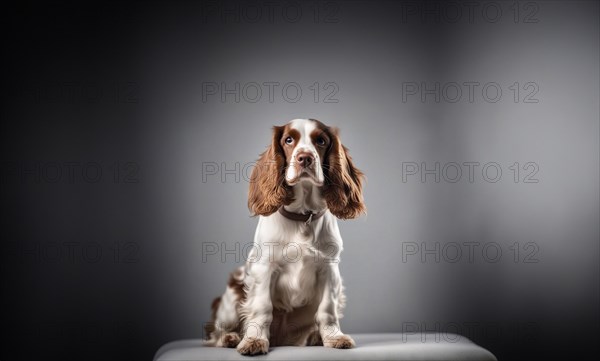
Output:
(272, 235), (321, 310)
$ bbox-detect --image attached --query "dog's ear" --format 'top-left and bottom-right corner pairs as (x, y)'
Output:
(248, 126), (292, 216)
(323, 127), (366, 219)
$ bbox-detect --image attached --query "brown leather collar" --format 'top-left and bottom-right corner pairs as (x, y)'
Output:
(278, 207), (326, 225)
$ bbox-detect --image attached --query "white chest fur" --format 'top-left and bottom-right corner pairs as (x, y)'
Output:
(271, 239), (321, 311)
(249, 212), (342, 313)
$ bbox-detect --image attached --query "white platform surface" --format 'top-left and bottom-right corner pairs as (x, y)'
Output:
(154, 333), (497, 361)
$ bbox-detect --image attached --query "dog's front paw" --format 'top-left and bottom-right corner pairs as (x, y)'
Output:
(323, 334), (355, 349)
(236, 337), (269, 355)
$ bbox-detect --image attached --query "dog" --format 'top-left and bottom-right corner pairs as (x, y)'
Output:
(205, 118), (365, 355)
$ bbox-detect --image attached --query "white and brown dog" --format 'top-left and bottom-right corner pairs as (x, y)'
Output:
(205, 118), (365, 356)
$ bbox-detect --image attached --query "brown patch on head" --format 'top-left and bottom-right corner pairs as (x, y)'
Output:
(309, 124), (331, 162)
(279, 127), (300, 164)
(308, 118), (336, 168)
(320, 124), (366, 219)
(248, 125), (294, 216)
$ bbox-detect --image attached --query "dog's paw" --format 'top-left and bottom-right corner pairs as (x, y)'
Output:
(222, 332), (241, 348)
(236, 337), (269, 355)
(323, 334), (355, 349)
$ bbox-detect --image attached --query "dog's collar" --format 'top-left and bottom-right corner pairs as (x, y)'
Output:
(278, 207), (326, 225)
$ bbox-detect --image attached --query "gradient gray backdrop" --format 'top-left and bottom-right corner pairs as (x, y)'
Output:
(1, 1), (598, 360)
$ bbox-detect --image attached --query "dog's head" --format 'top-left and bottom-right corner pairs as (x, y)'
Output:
(248, 118), (365, 219)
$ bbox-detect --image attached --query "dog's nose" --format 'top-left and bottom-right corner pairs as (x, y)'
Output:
(296, 152), (314, 167)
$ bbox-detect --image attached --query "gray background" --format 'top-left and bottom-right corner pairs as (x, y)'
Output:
(1, 1), (598, 360)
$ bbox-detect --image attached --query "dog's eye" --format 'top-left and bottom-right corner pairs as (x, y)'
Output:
(315, 137), (326, 146)
(285, 137), (294, 145)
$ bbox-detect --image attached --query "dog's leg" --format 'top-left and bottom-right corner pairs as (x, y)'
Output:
(237, 263), (273, 355)
(316, 265), (355, 349)
(206, 267), (245, 347)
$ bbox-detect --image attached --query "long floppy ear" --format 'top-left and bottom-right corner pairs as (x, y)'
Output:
(248, 126), (292, 216)
(323, 128), (366, 219)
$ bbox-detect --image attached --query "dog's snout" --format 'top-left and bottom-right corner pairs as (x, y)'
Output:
(296, 152), (314, 167)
